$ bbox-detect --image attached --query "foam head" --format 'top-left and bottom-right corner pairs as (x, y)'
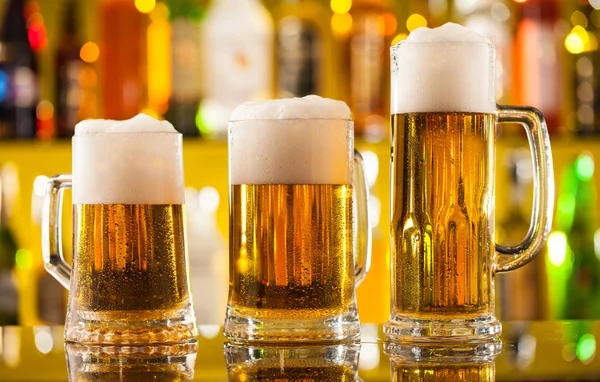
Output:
(73, 114), (184, 204)
(229, 96), (352, 185)
(391, 23), (496, 114)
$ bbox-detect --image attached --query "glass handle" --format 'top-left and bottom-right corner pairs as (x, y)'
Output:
(42, 174), (72, 289)
(495, 106), (555, 272)
(353, 150), (372, 286)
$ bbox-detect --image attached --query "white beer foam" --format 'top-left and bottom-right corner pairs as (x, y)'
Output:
(73, 114), (184, 205)
(391, 23), (496, 114)
(230, 95), (351, 121)
(229, 96), (351, 185)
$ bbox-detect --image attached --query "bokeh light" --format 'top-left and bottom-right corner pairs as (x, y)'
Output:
(406, 13), (427, 32)
(330, 0), (352, 15)
(80, 42), (100, 63)
(331, 13), (353, 36)
(575, 153), (594, 181)
(576, 334), (596, 363)
(135, 0), (156, 14)
(149, 2), (169, 22)
(547, 231), (567, 267)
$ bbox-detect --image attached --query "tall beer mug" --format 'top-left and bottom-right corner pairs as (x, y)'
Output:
(42, 114), (198, 344)
(224, 96), (372, 341)
(384, 24), (554, 341)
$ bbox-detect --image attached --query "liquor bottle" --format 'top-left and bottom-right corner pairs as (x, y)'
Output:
(561, 154), (600, 319)
(55, 0), (85, 138)
(0, 169), (19, 325)
(100, 0), (144, 120)
(512, 0), (562, 134)
(273, 0), (333, 98)
(495, 149), (543, 320)
(164, 0), (205, 137)
(199, 0), (273, 139)
(342, 0), (391, 141)
(0, 0), (39, 140)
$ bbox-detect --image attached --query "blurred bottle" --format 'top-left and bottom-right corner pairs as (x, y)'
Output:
(273, 0), (333, 98)
(460, 0), (514, 105)
(495, 149), (543, 320)
(164, 0), (205, 137)
(199, 0), (273, 139)
(100, 0), (145, 120)
(55, 0), (93, 138)
(512, 0), (562, 134)
(562, 153), (600, 319)
(0, 0), (39, 140)
(185, 187), (228, 325)
(341, 0), (393, 141)
(547, 153), (600, 319)
(566, 0), (600, 135)
(0, 167), (19, 325)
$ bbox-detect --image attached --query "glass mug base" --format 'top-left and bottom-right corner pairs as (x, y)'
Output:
(383, 313), (502, 342)
(65, 304), (198, 345)
(224, 306), (361, 342)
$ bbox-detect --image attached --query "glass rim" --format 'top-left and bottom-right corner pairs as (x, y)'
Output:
(391, 40), (494, 49)
(72, 131), (182, 137)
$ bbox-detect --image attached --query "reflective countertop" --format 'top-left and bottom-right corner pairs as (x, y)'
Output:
(0, 321), (599, 381)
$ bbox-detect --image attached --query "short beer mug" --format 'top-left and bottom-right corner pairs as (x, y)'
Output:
(42, 114), (197, 344)
(384, 24), (554, 340)
(224, 96), (371, 341)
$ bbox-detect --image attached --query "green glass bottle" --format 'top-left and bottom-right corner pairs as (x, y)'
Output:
(550, 153), (600, 319)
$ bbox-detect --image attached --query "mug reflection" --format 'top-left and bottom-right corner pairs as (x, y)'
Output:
(385, 340), (501, 381)
(225, 342), (361, 381)
(65, 342), (197, 381)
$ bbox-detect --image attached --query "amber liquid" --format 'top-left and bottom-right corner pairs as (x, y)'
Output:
(390, 113), (495, 319)
(72, 204), (190, 320)
(391, 363), (495, 382)
(229, 365), (357, 381)
(229, 184), (355, 319)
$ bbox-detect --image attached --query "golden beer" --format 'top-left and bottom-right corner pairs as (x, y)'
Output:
(43, 115), (198, 344)
(72, 204), (190, 319)
(390, 113), (495, 319)
(226, 97), (370, 341)
(391, 362), (495, 381)
(386, 24), (554, 341)
(229, 364), (357, 381)
(229, 184), (355, 319)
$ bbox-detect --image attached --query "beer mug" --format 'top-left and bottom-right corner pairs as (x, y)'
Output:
(66, 343), (197, 381)
(224, 96), (371, 341)
(385, 340), (500, 381)
(385, 24), (554, 340)
(42, 115), (197, 344)
(225, 342), (361, 380)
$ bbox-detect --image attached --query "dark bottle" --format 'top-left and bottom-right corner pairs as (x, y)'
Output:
(0, 170), (19, 325)
(274, 0), (330, 98)
(164, 0), (205, 137)
(0, 0), (39, 139)
(55, 0), (83, 138)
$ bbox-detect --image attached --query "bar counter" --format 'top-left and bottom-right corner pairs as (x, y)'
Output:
(0, 321), (598, 381)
